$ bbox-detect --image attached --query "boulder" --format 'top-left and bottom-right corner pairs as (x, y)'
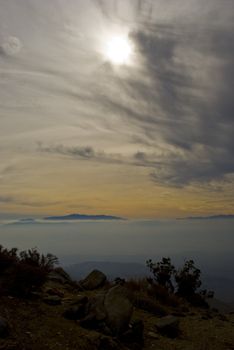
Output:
(69, 284), (134, 337)
(48, 267), (73, 285)
(64, 304), (86, 320)
(104, 285), (133, 336)
(80, 270), (107, 290)
(63, 295), (89, 320)
(0, 316), (9, 338)
(79, 293), (107, 330)
(155, 315), (180, 338)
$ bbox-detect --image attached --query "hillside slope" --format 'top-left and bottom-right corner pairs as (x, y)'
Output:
(1, 270), (234, 350)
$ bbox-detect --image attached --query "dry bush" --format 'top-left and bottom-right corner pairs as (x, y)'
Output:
(125, 278), (149, 293)
(0, 246), (18, 273)
(147, 283), (180, 307)
(0, 245), (58, 297)
(134, 292), (167, 316)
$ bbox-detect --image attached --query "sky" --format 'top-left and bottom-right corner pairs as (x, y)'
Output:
(0, 0), (234, 219)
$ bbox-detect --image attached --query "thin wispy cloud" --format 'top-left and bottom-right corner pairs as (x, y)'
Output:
(0, 0), (233, 217)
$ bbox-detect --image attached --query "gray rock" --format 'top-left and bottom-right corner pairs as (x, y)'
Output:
(104, 285), (133, 336)
(148, 331), (159, 339)
(64, 304), (86, 320)
(45, 287), (64, 298)
(0, 316), (9, 338)
(155, 315), (180, 338)
(48, 267), (73, 285)
(43, 295), (62, 305)
(54, 267), (72, 281)
(80, 293), (107, 329)
(88, 294), (107, 321)
(80, 270), (107, 290)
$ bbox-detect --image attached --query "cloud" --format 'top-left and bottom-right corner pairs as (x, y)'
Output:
(0, 195), (60, 208)
(38, 143), (126, 165)
(86, 6), (234, 186)
(0, 196), (13, 204)
(0, 36), (22, 56)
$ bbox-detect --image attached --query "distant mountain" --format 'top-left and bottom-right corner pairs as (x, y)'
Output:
(178, 214), (234, 220)
(44, 213), (125, 221)
(7, 218), (38, 225)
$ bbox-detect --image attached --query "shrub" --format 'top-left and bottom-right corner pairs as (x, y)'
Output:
(175, 259), (201, 298)
(147, 283), (180, 307)
(146, 257), (213, 305)
(125, 278), (149, 293)
(146, 257), (175, 292)
(0, 245), (18, 274)
(134, 293), (167, 316)
(19, 248), (58, 272)
(0, 245), (58, 297)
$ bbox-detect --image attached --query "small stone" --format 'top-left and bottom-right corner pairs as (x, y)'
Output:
(148, 331), (159, 339)
(45, 288), (64, 298)
(155, 315), (180, 338)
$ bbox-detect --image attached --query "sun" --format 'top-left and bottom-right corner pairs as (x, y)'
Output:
(105, 36), (133, 65)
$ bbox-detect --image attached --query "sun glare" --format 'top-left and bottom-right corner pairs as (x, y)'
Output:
(106, 36), (133, 65)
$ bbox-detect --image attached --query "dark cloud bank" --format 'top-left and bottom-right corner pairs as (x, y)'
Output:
(89, 1), (234, 187)
(31, 0), (234, 189)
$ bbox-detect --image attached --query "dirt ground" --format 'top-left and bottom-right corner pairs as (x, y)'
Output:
(0, 281), (234, 350)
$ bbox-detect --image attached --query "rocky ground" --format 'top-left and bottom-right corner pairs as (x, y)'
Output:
(0, 268), (234, 350)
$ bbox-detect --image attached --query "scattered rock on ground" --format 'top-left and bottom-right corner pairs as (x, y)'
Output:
(148, 331), (159, 339)
(48, 267), (73, 285)
(155, 315), (180, 338)
(43, 295), (62, 306)
(63, 303), (87, 320)
(80, 270), (107, 290)
(70, 285), (134, 338)
(45, 288), (64, 298)
(63, 295), (89, 321)
(79, 293), (108, 331)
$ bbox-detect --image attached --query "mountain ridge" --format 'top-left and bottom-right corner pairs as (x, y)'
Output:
(44, 213), (125, 221)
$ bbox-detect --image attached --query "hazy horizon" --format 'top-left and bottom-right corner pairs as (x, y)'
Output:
(1, 218), (233, 259)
